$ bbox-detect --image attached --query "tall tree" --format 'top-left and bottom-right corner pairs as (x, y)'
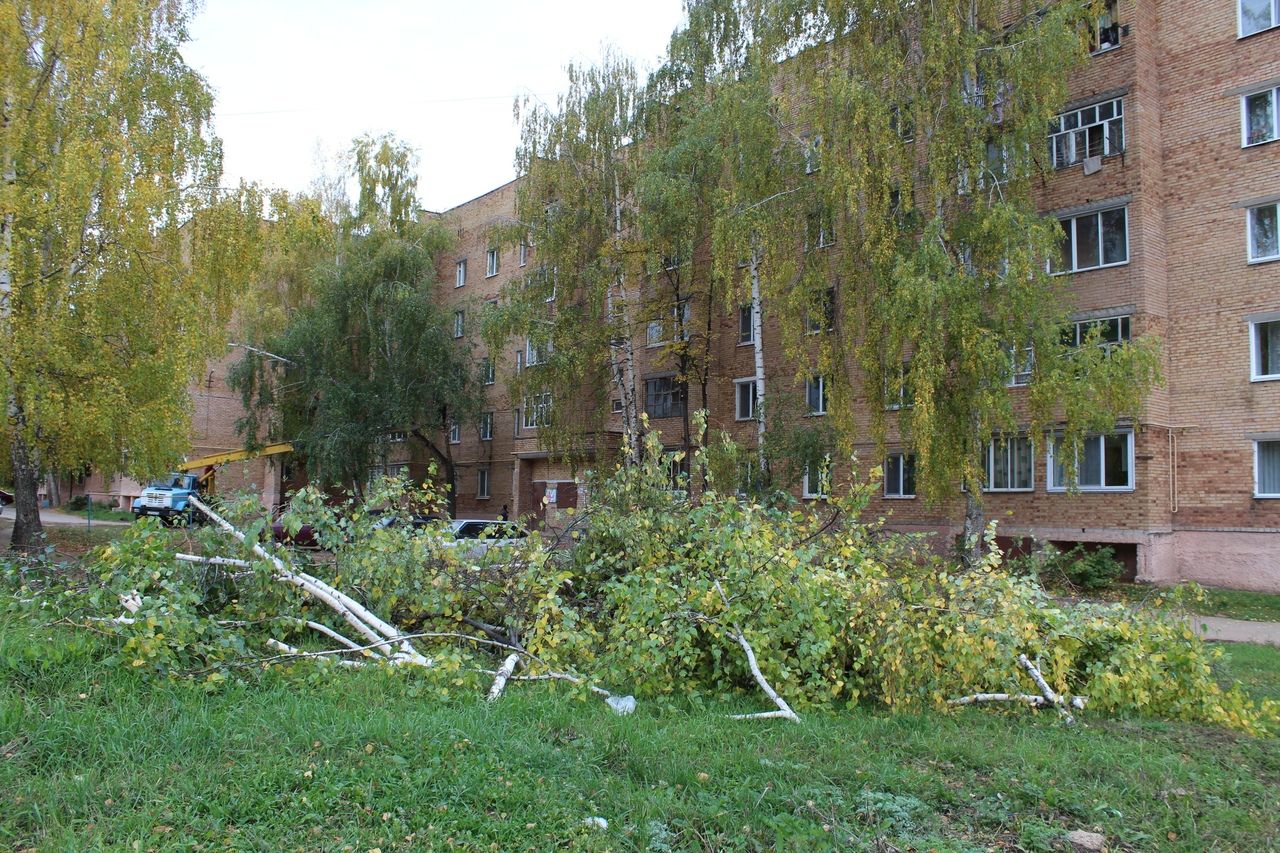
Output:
(0, 0), (262, 550)
(230, 136), (471, 514)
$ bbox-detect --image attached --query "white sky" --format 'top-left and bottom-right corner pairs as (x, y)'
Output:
(182, 0), (687, 212)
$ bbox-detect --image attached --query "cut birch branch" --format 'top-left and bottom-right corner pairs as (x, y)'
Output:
(305, 620), (365, 653)
(265, 638), (365, 667)
(1018, 653), (1078, 724)
(713, 579), (800, 723)
(487, 653), (521, 701)
(483, 670), (636, 715)
(187, 497), (430, 666)
(728, 710), (797, 720)
(949, 692), (1086, 709)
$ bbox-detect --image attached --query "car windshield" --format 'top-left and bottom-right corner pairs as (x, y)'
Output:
(451, 521), (526, 540)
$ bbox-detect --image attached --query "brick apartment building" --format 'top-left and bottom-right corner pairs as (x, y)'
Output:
(417, 0), (1280, 591)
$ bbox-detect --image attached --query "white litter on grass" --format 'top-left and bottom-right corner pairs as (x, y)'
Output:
(606, 695), (636, 716)
(583, 817), (608, 831)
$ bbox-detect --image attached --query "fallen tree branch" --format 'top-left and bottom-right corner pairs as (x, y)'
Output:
(1018, 653), (1078, 724)
(264, 638), (365, 667)
(186, 498), (430, 666)
(949, 692), (1087, 709)
(713, 579), (800, 724)
(487, 653), (521, 701)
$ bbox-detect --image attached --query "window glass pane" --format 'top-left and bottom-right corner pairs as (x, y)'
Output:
(1075, 213), (1101, 270)
(1103, 433), (1130, 487)
(1246, 90), (1276, 145)
(1055, 219), (1072, 272)
(1014, 438), (1033, 488)
(1259, 441), (1280, 495)
(902, 455), (916, 496)
(1241, 0), (1274, 36)
(1051, 438), (1067, 488)
(992, 440), (1010, 489)
(885, 455), (902, 495)
(1259, 320), (1280, 376)
(1251, 205), (1280, 259)
(1080, 436), (1103, 487)
(739, 306), (753, 342)
(1101, 208), (1127, 265)
(1107, 117), (1124, 154)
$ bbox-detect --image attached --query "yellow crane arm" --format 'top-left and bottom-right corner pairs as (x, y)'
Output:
(177, 442), (295, 472)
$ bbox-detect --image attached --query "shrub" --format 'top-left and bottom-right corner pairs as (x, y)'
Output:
(66, 495), (89, 511)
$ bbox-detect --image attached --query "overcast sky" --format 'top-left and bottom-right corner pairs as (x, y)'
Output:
(182, 0), (686, 212)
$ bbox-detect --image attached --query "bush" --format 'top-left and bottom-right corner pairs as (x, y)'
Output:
(66, 495), (89, 511)
(1019, 543), (1125, 591)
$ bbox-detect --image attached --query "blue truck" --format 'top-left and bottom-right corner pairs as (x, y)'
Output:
(131, 472), (205, 525)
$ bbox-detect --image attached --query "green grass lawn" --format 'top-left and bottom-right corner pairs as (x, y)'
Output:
(0, 522), (129, 558)
(1083, 582), (1280, 623)
(1, 619), (1278, 851)
(57, 506), (136, 523)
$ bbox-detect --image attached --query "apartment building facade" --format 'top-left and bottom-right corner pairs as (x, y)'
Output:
(427, 1), (1280, 590)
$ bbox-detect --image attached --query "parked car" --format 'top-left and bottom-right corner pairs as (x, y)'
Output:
(0, 488), (12, 507)
(443, 519), (529, 558)
(271, 512), (440, 549)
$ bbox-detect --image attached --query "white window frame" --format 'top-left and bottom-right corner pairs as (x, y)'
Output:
(477, 465), (491, 500)
(738, 304), (755, 345)
(1247, 202), (1280, 263)
(453, 310), (465, 339)
(646, 319), (665, 348)
(1047, 430), (1135, 492)
(805, 375), (828, 416)
(807, 208), (836, 250)
(802, 455), (831, 499)
(883, 452), (916, 499)
(611, 398), (624, 414)
(519, 241), (530, 267)
(482, 357), (495, 385)
(1066, 315), (1131, 353)
(522, 393), (551, 430)
(1239, 0), (1280, 38)
(524, 336), (552, 366)
(804, 134), (823, 175)
(1242, 86), (1279, 147)
(448, 419), (461, 444)
(804, 287), (836, 334)
(486, 248), (500, 278)
(1048, 98), (1124, 169)
(1256, 440), (1280, 498)
(1007, 345), (1034, 387)
(984, 435), (1035, 492)
(734, 378), (758, 421)
(480, 411), (494, 441)
(1251, 314), (1280, 381)
(1052, 206), (1129, 274)
(455, 259), (467, 288)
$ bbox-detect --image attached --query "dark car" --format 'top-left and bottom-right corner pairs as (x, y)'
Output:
(0, 488), (13, 507)
(271, 513), (439, 549)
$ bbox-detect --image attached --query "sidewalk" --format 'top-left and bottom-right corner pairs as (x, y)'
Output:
(1190, 614), (1280, 648)
(0, 506), (131, 527)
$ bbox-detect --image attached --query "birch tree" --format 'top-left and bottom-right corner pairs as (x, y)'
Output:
(0, 0), (262, 550)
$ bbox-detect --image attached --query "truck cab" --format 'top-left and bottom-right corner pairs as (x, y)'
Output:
(132, 472), (204, 525)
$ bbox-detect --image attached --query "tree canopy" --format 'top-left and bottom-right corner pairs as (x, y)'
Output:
(1, 0), (263, 549)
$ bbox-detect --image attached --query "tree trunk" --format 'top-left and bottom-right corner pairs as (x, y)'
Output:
(410, 427), (457, 517)
(9, 431), (44, 553)
(749, 256), (767, 478)
(962, 487), (984, 568)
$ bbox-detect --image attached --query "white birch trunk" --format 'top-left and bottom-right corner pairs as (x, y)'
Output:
(487, 653), (521, 701)
(749, 255), (767, 474)
(612, 171), (639, 462)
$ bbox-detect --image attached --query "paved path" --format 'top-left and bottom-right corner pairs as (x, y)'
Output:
(1190, 614), (1280, 647)
(0, 506), (131, 527)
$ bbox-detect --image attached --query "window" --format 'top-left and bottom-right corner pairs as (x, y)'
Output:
(455, 259), (467, 288)
(453, 310), (465, 339)
(383, 430), (406, 444)
(525, 336), (552, 366)
(985, 436), (1034, 492)
(807, 208), (836, 249)
(1240, 0), (1279, 37)
(1053, 207), (1128, 273)
(646, 319), (665, 347)
(1257, 440), (1280, 497)
(735, 378), (758, 421)
(1243, 86), (1279, 146)
(1007, 345), (1034, 387)
(610, 398), (623, 414)
(1252, 317), (1280, 381)
(448, 420), (461, 444)
(1089, 0), (1120, 52)
(890, 102), (914, 143)
(804, 287), (836, 333)
(482, 357), (495, 385)
(884, 453), (916, 498)
(805, 375), (828, 415)
(885, 361), (911, 411)
(519, 241), (530, 267)
(644, 377), (686, 419)
(738, 304), (756, 345)
(480, 411), (494, 441)
(477, 466), (490, 500)
(802, 455), (832, 499)
(1048, 431), (1134, 491)
(1065, 315), (1131, 352)
(804, 134), (823, 174)
(1248, 203), (1279, 262)
(522, 393), (552, 429)
(1049, 99), (1124, 169)
(486, 248), (499, 277)
(527, 265), (556, 302)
